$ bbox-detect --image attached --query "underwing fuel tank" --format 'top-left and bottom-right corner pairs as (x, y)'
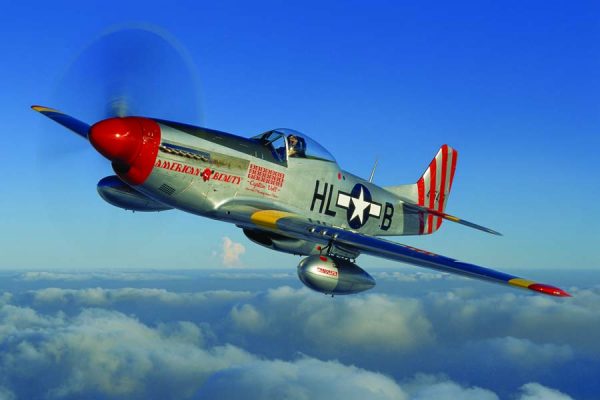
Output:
(297, 255), (376, 295)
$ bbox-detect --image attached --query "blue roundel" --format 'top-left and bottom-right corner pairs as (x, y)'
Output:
(346, 184), (373, 229)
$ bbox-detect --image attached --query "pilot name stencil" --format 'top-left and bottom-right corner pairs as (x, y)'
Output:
(246, 163), (285, 198)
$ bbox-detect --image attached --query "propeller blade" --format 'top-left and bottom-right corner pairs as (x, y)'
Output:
(32, 25), (202, 248)
(31, 105), (90, 138)
(51, 25), (202, 123)
(34, 25), (202, 172)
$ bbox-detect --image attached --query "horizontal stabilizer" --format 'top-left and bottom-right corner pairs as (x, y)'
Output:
(31, 105), (90, 138)
(402, 201), (501, 236)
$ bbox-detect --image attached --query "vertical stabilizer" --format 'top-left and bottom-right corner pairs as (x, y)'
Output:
(384, 145), (458, 235)
(416, 144), (458, 233)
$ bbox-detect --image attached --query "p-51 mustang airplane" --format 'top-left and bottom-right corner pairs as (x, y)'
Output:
(32, 105), (570, 297)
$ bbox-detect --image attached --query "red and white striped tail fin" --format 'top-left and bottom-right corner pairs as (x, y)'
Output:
(417, 145), (458, 234)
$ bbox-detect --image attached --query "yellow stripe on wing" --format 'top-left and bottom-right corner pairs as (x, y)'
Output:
(508, 278), (535, 289)
(250, 210), (296, 230)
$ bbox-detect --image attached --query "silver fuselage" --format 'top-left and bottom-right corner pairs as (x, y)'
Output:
(133, 121), (420, 237)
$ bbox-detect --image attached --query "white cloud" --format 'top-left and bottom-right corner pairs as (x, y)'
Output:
(197, 357), (408, 400)
(517, 382), (574, 400)
(0, 297), (502, 400)
(0, 293), (13, 306)
(30, 287), (253, 308)
(230, 304), (266, 333)
(208, 271), (293, 280)
(467, 337), (573, 369)
(221, 237), (246, 267)
(403, 374), (499, 400)
(199, 359), (514, 400)
(373, 271), (454, 282)
(424, 287), (600, 354)
(227, 287), (434, 354)
(24, 284), (600, 361)
(0, 306), (255, 399)
(1, 273), (598, 399)
(0, 304), (64, 342)
(18, 271), (187, 281)
(0, 386), (16, 400)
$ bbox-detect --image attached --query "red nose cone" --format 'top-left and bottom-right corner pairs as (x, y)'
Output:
(89, 118), (143, 164)
(89, 117), (161, 186)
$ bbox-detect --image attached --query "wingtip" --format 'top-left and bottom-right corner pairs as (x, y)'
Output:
(528, 283), (571, 297)
(509, 278), (571, 297)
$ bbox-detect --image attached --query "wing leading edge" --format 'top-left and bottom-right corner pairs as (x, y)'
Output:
(248, 209), (570, 297)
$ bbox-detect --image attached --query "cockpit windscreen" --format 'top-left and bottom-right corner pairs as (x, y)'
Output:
(251, 128), (336, 164)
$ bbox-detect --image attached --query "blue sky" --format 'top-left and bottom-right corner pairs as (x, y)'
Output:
(1, 1), (599, 271)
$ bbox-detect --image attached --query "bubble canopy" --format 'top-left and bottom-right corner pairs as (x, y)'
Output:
(251, 128), (337, 164)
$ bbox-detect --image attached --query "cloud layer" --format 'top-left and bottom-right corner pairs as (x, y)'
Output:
(0, 269), (593, 399)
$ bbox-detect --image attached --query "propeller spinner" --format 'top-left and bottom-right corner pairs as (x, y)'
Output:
(89, 117), (161, 185)
(32, 105), (161, 186)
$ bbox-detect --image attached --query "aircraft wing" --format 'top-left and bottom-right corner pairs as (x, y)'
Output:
(228, 206), (570, 297)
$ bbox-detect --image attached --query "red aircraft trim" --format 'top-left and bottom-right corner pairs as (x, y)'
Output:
(417, 177), (425, 233)
(427, 157), (437, 233)
(90, 117), (161, 185)
(449, 147), (458, 191)
(436, 145), (448, 230)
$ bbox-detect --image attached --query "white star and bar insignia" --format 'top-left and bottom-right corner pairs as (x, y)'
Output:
(336, 184), (382, 228)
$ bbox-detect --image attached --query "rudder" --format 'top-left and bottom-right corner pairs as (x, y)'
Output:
(417, 144), (458, 234)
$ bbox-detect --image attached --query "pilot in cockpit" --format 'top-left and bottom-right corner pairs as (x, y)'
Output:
(287, 134), (306, 158)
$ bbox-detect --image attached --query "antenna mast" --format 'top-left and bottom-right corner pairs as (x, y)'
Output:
(368, 158), (378, 183)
